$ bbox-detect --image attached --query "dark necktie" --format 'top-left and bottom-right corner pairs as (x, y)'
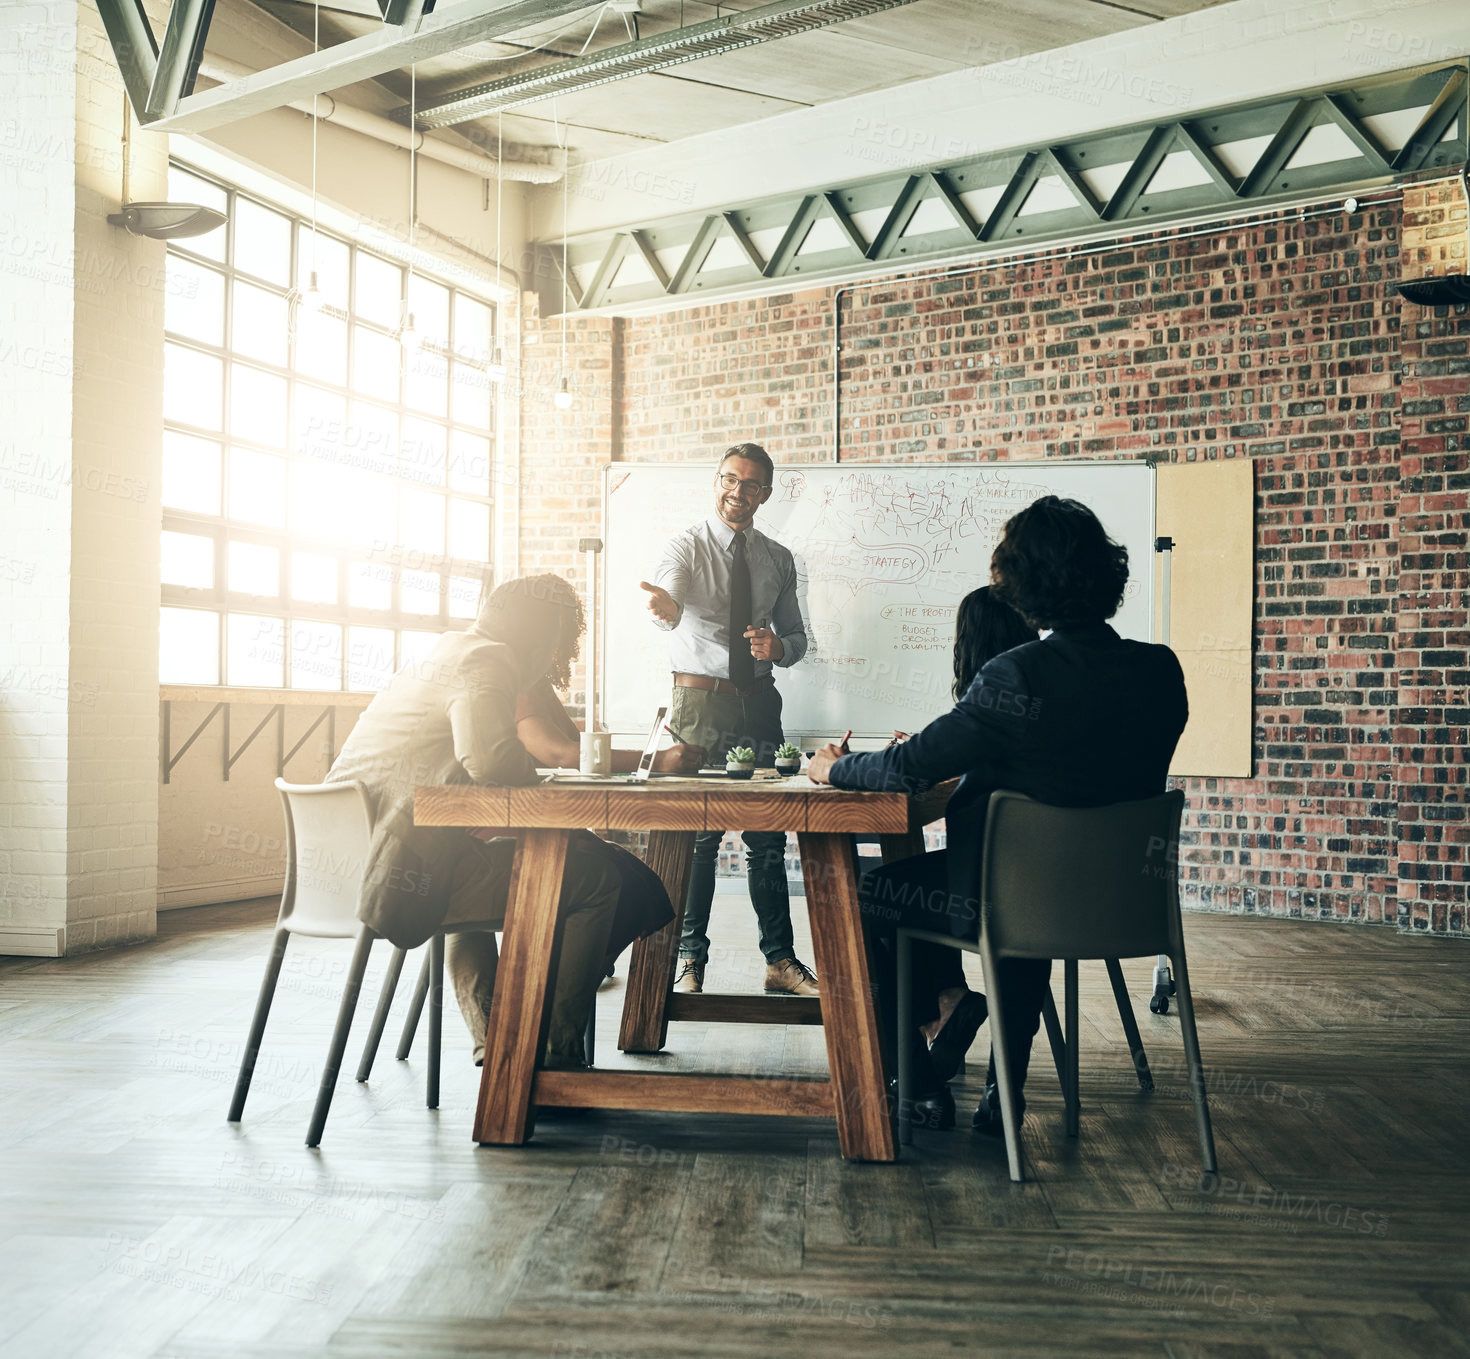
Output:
(728, 530), (755, 691)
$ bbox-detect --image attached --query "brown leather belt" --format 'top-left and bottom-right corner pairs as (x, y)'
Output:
(673, 671), (773, 698)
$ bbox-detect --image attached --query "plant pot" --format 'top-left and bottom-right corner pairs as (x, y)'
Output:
(774, 759), (801, 777)
(725, 762), (756, 780)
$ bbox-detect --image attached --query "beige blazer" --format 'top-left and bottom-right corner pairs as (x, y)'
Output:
(327, 629), (539, 947)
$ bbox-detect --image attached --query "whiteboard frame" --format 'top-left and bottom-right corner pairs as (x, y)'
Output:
(596, 459), (1156, 741)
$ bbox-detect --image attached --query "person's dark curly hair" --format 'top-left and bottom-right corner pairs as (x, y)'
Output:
(953, 586), (1036, 698)
(476, 573), (585, 690)
(989, 495), (1129, 629)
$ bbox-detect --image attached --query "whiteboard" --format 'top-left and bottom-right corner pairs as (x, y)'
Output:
(601, 461), (1155, 739)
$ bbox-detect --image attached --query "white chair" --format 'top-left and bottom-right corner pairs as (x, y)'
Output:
(227, 779), (443, 1146)
(898, 789), (1215, 1183)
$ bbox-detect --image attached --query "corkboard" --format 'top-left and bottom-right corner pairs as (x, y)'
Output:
(1155, 459), (1255, 778)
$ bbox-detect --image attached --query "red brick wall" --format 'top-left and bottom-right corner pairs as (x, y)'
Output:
(517, 188), (1468, 935)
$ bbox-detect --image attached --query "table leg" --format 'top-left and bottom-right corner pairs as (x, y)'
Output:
(473, 827), (569, 1145)
(798, 831), (897, 1162)
(617, 829), (696, 1054)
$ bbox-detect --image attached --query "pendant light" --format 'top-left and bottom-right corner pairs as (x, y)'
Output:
(400, 63), (420, 352)
(487, 110), (507, 383)
(553, 103), (573, 410)
(301, 0), (324, 311)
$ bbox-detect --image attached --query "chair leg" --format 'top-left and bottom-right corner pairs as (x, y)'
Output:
(583, 994), (597, 1069)
(427, 933), (444, 1110)
(1171, 948), (1217, 1175)
(1063, 960), (1080, 1138)
(228, 927), (290, 1122)
(306, 928), (376, 1148)
(396, 949), (430, 1061)
(1104, 958), (1154, 1092)
(978, 941), (1024, 1183)
(356, 946), (407, 1083)
(896, 931), (913, 1147)
(1042, 986), (1067, 1097)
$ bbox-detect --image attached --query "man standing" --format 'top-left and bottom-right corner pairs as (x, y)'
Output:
(639, 443), (818, 997)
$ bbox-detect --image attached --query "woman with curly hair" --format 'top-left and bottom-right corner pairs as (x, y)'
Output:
(807, 496), (1188, 1136)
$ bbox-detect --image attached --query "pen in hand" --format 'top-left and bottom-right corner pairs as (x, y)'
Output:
(840, 729), (852, 754)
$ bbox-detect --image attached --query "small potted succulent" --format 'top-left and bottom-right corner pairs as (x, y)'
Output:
(725, 745), (756, 780)
(774, 742), (802, 777)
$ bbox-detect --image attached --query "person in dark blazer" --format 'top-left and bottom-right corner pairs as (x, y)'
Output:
(806, 496), (1188, 1136)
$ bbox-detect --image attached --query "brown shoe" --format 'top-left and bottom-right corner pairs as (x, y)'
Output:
(675, 959), (704, 994)
(764, 956), (819, 997)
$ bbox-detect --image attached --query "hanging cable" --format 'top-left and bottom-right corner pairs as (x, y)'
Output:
(401, 65), (421, 351)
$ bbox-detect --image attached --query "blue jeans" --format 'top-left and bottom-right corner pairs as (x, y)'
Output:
(680, 828), (795, 965)
(668, 678), (797, 965)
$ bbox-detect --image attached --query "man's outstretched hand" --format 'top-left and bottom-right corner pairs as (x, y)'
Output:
(653, 743), (707, 775)
(640, 580), (678, 624)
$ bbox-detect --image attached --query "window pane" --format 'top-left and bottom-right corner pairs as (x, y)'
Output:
(231, 280), (288, 367)
(347, 625), (395, 691)
(297, 227), (350, 310)
(292, 454), (344, 543)
(447, 574), (481, 619)
(346, 402), (398, 478)
(448, 498), (489, 562)
(165, 257), (225, 346)
(228, 540), (279, 596)
(408, 276), (450, 346)
(401, 417), (446, 486)
(292, 384), (346, 463)
(233, 198), (292, 286)
(452, 363), (491, 430)
(401, 570), (441, 617)
(230, 366), (288, 448)
(400, 629), (440, 669)
(352, 325), (401, 401)
(162, 431), (222, 514)
(227, 613), (284, 687)
(289, 619), (342, 690)
(404, 349), (448, 416)
(228, 447), (286, 527)
(294, 307), (348, 387)
(342, 470), (396, 547)
(401, 489), (445, 555)
(289, 458), (345, 542)
(355, 252), (402, 329)
(349, 561), (392, 610)
(161, 530), (214, 588)
(291, 551), (338, 604)
(164, 344), (223, 430)
(449, 430), (490, 494)
(160, 607), (219, 684)
(167, 168), (227, 262)
(454, 293), (492, 363)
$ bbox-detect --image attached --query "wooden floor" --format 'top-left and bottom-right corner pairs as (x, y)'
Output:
(1, 892), (1467, 1359)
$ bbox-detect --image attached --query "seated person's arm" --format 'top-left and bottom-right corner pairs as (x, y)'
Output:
(807, 653), (1032, 791)
(515, 679), (705, 774)
(447, 654), (540, 787)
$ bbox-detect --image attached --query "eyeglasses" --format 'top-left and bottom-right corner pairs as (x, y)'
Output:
(717, 471), (769, 496)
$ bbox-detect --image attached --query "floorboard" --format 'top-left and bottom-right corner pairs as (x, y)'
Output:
(0, 893), (1466, 1358)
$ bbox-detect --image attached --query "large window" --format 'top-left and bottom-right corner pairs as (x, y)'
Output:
(159, 163), (497, 691)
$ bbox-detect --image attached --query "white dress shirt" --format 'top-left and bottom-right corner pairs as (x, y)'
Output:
(652, 515), (808, 680)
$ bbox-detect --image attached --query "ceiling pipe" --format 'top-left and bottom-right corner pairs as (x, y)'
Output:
(196, 55), (565, 183)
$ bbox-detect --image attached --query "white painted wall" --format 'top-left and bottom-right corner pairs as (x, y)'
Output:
(551, 0), (1470, 236)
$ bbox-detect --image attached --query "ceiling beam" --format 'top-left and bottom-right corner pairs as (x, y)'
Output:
(134, 0), (599, 132)
(535, 60), (1468, 317)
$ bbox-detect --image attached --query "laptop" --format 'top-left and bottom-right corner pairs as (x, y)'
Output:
(631, 706), (669, 781)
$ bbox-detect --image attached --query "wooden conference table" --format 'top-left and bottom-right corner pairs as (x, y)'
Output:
(414, 774), (942, 1163)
